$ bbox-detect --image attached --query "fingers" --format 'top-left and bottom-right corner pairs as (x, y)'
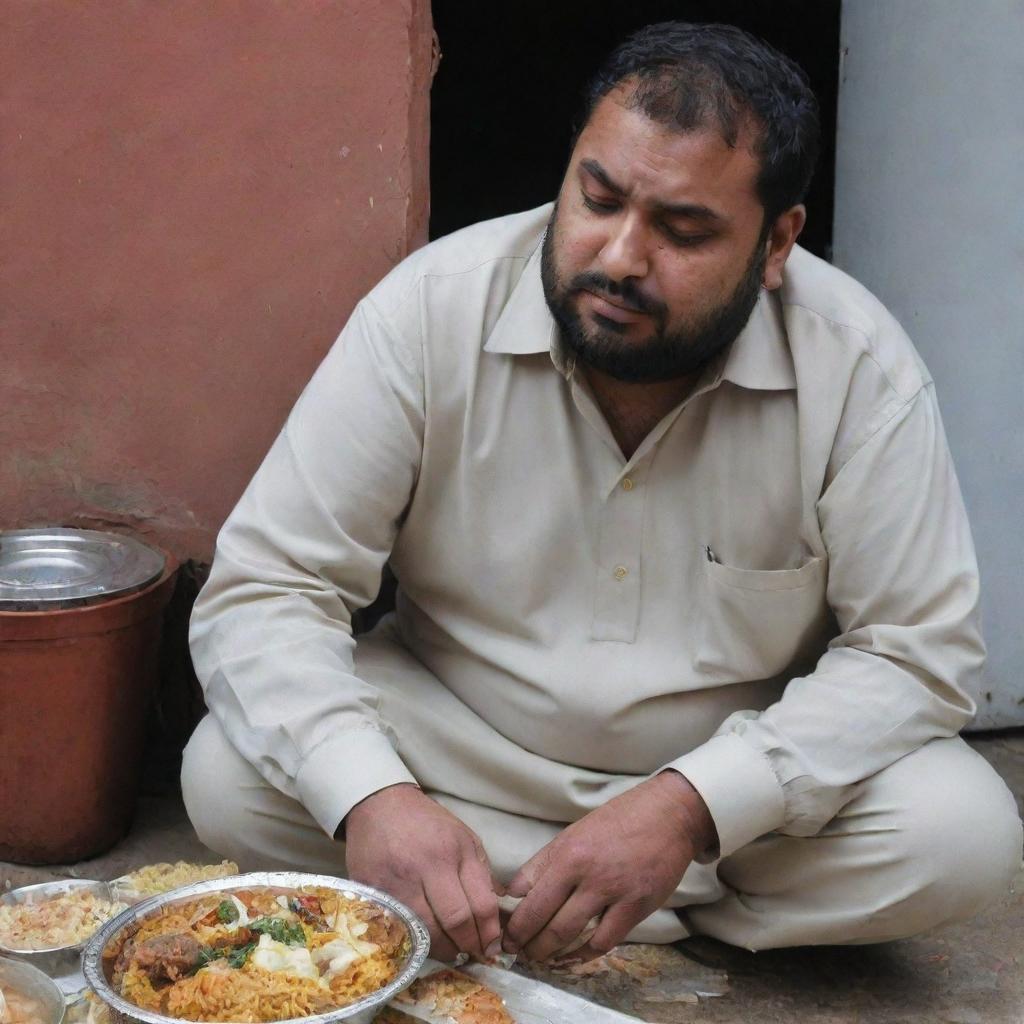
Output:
(404, 889), (460, 962)
(502, 871), (575, 954)
(458, 848), (502, 957)
(423, 872), (486, 960)
(520, 888), (604, 963)
(503, 870), (532, 901)
(342, 786), (505, 962)
(561, 900), (650, 964)
(420, 835), (502, 961)
(503, 844), (552, 899)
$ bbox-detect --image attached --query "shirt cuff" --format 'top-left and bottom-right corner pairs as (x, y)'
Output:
(294, 728), (419, 838)
(661, 733), (786, 860)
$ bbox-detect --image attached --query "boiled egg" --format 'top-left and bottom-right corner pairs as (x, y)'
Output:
(250, 934), (319, 981)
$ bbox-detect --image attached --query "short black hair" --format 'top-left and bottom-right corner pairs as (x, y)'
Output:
(577, 22), (820, 223)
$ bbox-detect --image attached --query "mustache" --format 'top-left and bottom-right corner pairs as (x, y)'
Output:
(569, 271), (666, 318)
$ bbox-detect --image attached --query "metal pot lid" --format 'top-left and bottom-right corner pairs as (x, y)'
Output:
(0, 528), (165, 610)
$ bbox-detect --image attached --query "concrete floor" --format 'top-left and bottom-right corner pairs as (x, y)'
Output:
(3, 732), (1022, 1024)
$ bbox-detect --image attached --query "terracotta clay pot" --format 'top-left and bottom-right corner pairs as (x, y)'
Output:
(0, 562), (177, 864)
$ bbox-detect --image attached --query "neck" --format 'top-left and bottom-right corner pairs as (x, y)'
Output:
(581, 364), (699, 459)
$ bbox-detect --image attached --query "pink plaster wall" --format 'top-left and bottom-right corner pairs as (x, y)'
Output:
(1, 0), (434, 561)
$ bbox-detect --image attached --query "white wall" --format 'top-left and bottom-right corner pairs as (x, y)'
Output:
(832, 0), (1024, 727)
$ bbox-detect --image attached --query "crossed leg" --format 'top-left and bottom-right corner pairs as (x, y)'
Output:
(183, 711), (1020, 951)
(685, 733), (1022, 948)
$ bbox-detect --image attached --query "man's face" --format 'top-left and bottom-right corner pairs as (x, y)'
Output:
(542, 89), (771, 383)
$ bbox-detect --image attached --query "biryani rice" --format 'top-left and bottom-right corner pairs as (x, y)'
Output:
(168, 964), (329, 1022)
(105, 885), (408, 1022)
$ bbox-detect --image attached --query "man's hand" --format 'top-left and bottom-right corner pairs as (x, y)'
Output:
(502, 771), (716, 963)
(343, 783), (502, 963)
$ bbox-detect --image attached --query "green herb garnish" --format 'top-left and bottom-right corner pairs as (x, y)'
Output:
(193, 946), (221, 972)
(226, 941), (256, 968)
(216, 900), (240, 924)
(193, 940), (256, 973)
(249, 917), (306, 946)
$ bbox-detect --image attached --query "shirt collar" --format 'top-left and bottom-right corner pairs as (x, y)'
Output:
(483, 228), (796, 392)
(483, 239), (560, 361)
(716, 287), (797, 391)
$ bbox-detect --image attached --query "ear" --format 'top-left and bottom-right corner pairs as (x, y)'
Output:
(762, 205), (806, 291)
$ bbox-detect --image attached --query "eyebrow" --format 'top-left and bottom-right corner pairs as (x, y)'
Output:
(579, 158), (728, 225)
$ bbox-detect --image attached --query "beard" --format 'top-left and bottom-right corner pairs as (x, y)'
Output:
(540, 206), (767, 383)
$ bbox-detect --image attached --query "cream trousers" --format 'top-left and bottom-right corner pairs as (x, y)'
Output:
(182, 625), (1022, 952)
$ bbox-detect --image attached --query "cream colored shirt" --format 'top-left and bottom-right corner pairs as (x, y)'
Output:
(190, 204), (984, 860)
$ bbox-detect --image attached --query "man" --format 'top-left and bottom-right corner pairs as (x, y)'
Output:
(183, 22), (1022, 964)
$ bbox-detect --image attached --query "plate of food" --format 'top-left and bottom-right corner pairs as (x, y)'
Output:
(0, 881), (131, 995)
(379, 966), (515, 1022)
(81, 872), (429, 1024)
(108, 863), (240, 904)
(0, 863), (240, 997)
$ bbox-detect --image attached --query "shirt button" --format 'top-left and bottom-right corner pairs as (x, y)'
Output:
(613, 565), (628, 580)
(621, 478), (634, 491)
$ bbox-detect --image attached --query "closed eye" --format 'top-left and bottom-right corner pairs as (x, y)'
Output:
(581, 191), (619, 213)
(583, 192), (711, 246)
(661, 223), (712, 247)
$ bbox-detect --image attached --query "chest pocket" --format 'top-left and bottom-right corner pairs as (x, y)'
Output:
(696, 551), (831, 683)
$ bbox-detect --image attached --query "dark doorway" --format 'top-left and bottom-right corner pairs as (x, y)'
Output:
(429, 1), (840, 260)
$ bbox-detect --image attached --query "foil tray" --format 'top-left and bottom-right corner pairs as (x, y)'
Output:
(82, 872), (429, 1024)
(0, 881), (125, 997)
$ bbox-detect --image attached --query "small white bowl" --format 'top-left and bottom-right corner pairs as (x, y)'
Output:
(0, 954), (67, 1024)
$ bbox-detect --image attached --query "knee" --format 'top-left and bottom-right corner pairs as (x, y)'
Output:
(181, 714), (251, 859)
(879, 739), (1022, 934)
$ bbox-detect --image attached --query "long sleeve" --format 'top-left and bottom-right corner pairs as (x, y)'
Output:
(666, 382), (985, 858)
(189, 298), (423, 837)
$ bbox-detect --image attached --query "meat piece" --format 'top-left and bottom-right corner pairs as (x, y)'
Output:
(131, 933), (203, 983)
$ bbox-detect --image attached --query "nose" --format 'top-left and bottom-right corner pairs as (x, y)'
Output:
(598, 212), (650, 282)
